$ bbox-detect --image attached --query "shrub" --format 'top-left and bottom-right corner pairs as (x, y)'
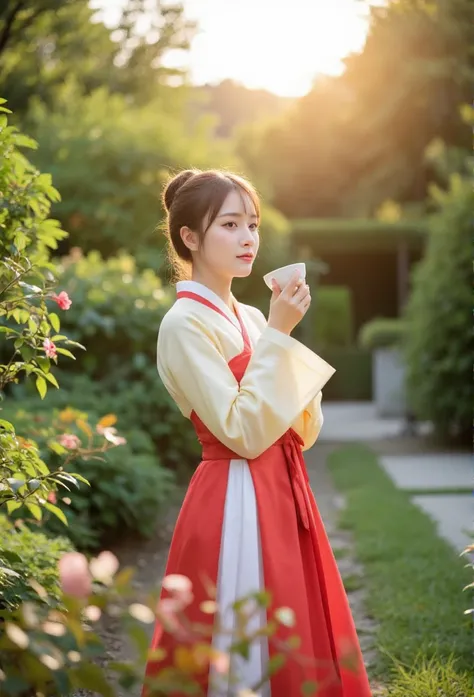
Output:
(403, 171), (473, 440)
(8, 406), (176, 549)
(0, 516), (73, 609)
(319, 347), (372, 401)
(358, 317), (406, 351)
(314, 286), (353, 349)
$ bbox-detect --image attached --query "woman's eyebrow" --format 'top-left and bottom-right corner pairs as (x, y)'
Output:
(217, 212), (258, 219)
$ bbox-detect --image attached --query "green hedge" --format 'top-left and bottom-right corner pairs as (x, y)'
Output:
(404, 172), (472, 441)
(319, 347), (372, 401)
(358, 317), (406, 350)
(314, 286), (353, 349)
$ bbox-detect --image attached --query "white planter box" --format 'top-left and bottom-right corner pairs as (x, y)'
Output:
(373, 348), (406, 418)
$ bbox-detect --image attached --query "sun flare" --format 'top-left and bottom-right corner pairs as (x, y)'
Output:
(176, 0), (370, 96)
(93, 0), (371, 97)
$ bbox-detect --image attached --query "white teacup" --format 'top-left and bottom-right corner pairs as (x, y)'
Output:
(263, 263), (306, 291)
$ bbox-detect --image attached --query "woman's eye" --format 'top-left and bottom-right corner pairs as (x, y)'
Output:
(250, 223), (258, 231)
(223, 222), (236, 229)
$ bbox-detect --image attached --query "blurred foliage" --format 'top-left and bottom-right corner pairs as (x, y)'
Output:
(0, 0), (195, 115)
(403, 160), (473, 441)
(238, 0), (473, 219)
(314, 286), (354, 350)
(25, 82), (237, 262)
(319, 347), (373, 402)
(0, 516), (73, 610)
(358, 317), (407, 351)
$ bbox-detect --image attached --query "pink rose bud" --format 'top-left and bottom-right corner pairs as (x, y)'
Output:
(51, 291), (72, 310)
(47, 491), (57, 504)
(43, 338), (57, 359)
(58, 552), (92, 599)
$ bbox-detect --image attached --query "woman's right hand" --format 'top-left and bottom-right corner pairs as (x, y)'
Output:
(267, 271), (311, 335)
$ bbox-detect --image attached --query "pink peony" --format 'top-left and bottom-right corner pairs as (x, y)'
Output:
(58, 552), (92, 598)
(51, 291), (72, 310)
(58, 433), (81, 450)
(43, 338), (57, 359)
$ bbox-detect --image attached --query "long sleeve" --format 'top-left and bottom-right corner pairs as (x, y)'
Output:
(157, 310), (335, 460)
(291, 391), (324, 451)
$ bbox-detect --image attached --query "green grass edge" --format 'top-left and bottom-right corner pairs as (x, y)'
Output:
(327, 444), (473, 684)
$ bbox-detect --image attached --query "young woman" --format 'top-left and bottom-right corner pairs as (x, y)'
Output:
(143, 169), (372, 697)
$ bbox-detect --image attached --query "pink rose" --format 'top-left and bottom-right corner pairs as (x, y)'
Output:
(58, 433), (81, 450)
(43, 338), (57, 359)
(89, 551), (119, 584)
(51, 291), (72, 310)
(58, 552), (92, 598)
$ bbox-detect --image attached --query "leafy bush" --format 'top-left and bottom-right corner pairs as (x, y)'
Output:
(314, 286), (353, 349)
(0, 516), (73, 609)
(32, 249), (200, 474)
(8, 406), (176, 549)
(320, 347), (372, 401)
(403, 171), (473, 440)
(358, 317), (406, 351)
(386, 654), (473, 697)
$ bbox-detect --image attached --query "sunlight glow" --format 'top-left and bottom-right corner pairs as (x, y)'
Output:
(92, 0), (371, 97)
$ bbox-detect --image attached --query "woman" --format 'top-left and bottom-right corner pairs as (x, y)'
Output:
(143, 169), (372, 697)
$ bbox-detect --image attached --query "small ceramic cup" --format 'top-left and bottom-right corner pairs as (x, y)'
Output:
(263, 262), (306, 291)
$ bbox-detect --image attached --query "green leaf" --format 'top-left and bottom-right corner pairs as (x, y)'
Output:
(5, 500), (22, 514)
(36, 375), (47, 399)
(36, 356), (50, 373)
(28, 317), (38, 333)
(0, 419), (14, 431)
(56, 348), (76, 360)
(49, 312), (60, 332)
(26, 503), (42, 521)
(267, 653), (286, 676)
(43, 501), (68, 526)
(302, 680), (319, 695)
(70, 664), (114, 697)
(44, 372), (59, 388)
(0, 550), (23, 564)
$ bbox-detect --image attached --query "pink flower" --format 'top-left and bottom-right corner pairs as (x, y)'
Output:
(96, 425), (126, 446)
(58, 433), (81, 450)
(43, 338), (57, 359)
(51, 291), (72, 310)
(58, 552), (92, 599)
(89, 551), (119, 584)
(47, 491), (57, 504)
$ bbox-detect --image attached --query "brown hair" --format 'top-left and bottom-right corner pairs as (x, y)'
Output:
(161, 169), (260, 281)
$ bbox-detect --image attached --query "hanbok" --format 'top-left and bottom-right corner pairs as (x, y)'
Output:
(143, 280), (372, 697)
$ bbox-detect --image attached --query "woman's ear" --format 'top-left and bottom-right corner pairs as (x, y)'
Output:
(180, 226), (200, 253)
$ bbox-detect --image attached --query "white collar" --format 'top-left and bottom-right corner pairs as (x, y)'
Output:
(176, 280), (240, 330)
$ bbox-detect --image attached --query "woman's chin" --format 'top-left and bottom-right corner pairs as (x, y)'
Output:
(233, 265), (253, 278)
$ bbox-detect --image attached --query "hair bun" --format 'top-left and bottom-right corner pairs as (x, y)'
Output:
(163, 169), (200, 212)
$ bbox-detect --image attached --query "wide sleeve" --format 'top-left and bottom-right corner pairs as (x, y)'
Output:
(157, 311), (335, 460)
(291, 391), (324, 452)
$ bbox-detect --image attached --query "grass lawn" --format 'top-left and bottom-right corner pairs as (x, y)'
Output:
(327, 444), (473, 691)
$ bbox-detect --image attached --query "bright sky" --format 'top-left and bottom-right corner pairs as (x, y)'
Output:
(93, 0), (371, 97)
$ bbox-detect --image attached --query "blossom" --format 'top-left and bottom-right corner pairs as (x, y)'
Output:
(43, 338), (57, 359)
(89, 551), (119, 584)
(57, 433), (81, 450)
(210, 650), (230, 674)
(58, 552), (92, 598)
(51, 291), (72, 310)
(162, 574), (194, 609)
(47, 491), (57, 504)
(96, 424), (126, 446)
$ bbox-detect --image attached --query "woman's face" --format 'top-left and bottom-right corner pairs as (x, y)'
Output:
(191, 188), (260, 281)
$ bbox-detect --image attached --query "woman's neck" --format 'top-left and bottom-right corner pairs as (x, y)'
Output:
(191, 270), (233, 310)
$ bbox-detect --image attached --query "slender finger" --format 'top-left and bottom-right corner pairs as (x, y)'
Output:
(293, 282), (310, 302)
(283, 272), (304, 297)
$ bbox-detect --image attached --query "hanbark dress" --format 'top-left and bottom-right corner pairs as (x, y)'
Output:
(143, 280), (372, 697)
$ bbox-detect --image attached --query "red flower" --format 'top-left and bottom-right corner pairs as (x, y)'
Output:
(43, 338), (57, 359)
(51, 291), (72, 310)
